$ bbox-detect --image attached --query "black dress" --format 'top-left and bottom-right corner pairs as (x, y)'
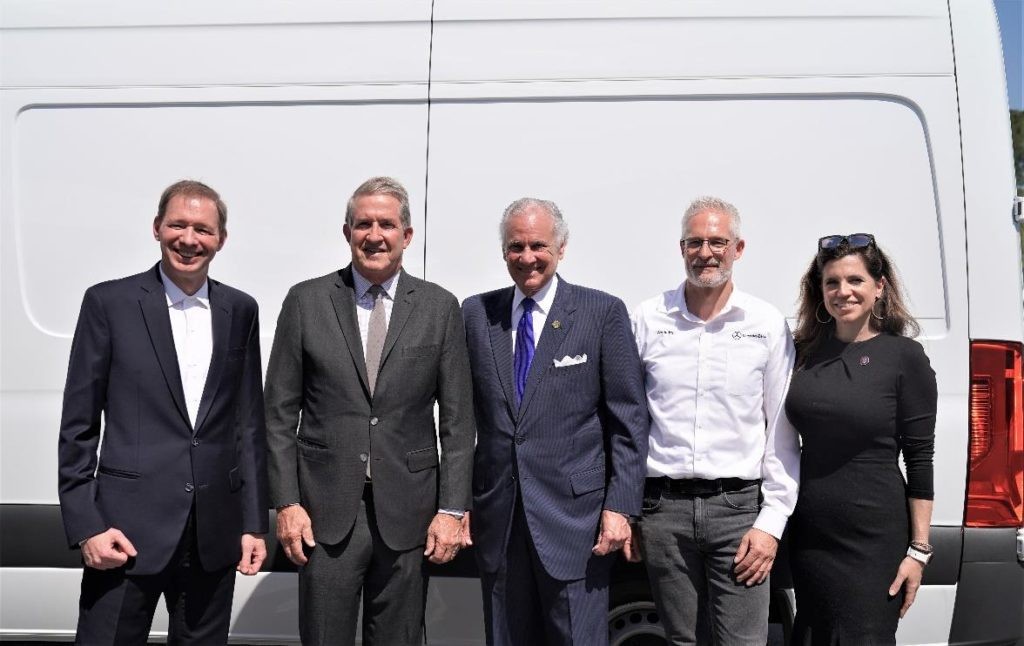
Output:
(785, 334), (936, 645)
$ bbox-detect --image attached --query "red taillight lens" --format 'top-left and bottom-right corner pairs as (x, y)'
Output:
(965, 340), (1024, 527)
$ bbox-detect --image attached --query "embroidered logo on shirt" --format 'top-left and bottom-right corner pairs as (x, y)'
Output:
(657, 330), (674, 335)
(732, 331), (767, 340)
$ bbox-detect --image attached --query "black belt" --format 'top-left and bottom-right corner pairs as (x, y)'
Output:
(648, 476), (760, 495)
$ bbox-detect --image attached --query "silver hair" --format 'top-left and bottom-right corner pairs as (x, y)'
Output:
(499, 197), (569, 251)
(681, 195), (742, 240)
(345, 176), (412, 228)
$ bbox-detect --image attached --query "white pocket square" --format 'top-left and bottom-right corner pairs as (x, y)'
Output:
(553, 354), (588, 368)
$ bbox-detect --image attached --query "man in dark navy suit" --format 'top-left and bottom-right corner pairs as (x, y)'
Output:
(58, 180), (268, 644)
(461, 197), (649, 646)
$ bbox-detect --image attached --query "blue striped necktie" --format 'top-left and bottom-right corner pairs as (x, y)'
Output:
(514, 298), (536, 406)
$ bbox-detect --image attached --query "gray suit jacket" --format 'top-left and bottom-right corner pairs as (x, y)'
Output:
(265, 266), (475, 551)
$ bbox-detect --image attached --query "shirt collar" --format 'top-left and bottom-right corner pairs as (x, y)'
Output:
(352, 267), (400, 302)
(662, 282), (752, 322)
(159, 265), (209, 308)
(513, 274), (558, 315)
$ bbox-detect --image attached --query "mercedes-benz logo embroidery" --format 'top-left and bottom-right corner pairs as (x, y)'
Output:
(860, 356), (870, 366)
(732, 331), (743, 340)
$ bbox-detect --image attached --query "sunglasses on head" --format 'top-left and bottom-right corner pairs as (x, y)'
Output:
(818, 233), (875, 251)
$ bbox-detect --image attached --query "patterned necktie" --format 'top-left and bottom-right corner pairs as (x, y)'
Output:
(365, 285), (387, 397)
(514, 297), (536, 405)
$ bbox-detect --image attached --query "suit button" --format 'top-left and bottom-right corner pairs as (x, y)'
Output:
(370, 417), (379, 426)
(515, 436), (525, 445)
(185, 483), (194, 493)
(359, 453), (368, 462)
(191, 438), (199, 447)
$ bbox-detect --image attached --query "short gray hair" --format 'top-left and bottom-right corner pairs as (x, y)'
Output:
(499, 197), (569, 251)
(681, 196), (742, 240)
(345, 176), (411, 228)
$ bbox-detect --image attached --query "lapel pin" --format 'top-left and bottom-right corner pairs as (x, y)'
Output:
(551, 320), (561, 329)
(860, 356), (870, 366)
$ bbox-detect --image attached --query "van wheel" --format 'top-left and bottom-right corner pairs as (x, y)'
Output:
(608, 594), (666, 646)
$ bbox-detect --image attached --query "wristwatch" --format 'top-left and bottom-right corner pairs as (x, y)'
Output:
(906, 542), (933, 565)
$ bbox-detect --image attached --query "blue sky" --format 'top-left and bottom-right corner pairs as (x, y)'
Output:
(996, 0), (1022, 110)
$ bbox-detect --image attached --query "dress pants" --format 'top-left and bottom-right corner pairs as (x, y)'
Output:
(636, 479), (769, 646)
(481, 490), (612, 646)
(75, 509), (236, 645)
(298, 482), (427, 646)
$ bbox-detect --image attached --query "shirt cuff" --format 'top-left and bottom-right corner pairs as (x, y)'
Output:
(438, 508), (465, 519)
(752, 506), (789, 540)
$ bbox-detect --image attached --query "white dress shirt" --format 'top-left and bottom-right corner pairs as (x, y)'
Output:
(159, 267), (213, 428)
(631, 285), (800, 538)
(352, 268), (399, 356)
(511, 274), (559, 350)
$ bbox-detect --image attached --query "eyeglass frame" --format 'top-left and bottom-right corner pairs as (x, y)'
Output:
(818, 233), (875, 251)
(681, 237), (733, 253)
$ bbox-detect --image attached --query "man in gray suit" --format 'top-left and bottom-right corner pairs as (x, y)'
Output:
(265, 176), (475, 646)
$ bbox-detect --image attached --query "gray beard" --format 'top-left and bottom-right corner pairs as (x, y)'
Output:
(686, 265), (732, 289)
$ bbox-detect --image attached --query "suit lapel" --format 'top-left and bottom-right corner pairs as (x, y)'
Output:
(486, 288), (517, 420)
(518, 279), (575, 418)
(379, 270), (415, 372)
(330, 266), (371, 396)
(193, 283), (231, 435)
(138, 266), (190, 429)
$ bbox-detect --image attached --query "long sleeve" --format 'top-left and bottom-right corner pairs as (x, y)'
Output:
(898, 339), (937, 500)
(264, 287), (305, 508)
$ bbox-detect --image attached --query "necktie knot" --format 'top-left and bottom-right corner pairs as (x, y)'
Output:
(368, 284), (385, 301)
(522, 297), (535, 313)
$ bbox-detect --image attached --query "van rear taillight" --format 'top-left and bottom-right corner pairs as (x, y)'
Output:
(965, 341), (1024, 527)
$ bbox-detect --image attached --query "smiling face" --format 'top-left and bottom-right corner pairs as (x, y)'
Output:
(503, 205), (565, 297)
(343, 193), (413, 284)
(822, 253), (885, 342)
(680, 209), (744, 289)
(153, 194), (226, 295)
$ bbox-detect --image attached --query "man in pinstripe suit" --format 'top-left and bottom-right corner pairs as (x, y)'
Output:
(461, 197), (649, 646)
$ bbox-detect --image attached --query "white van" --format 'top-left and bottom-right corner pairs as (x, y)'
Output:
(2, 1), (1021, 644)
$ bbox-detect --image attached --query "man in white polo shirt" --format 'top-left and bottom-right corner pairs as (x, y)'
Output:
(630, 196), (800, 645)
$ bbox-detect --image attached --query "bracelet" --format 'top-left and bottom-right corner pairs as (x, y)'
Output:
(909, 541), (933, 554)
(906, 544), (932, 565)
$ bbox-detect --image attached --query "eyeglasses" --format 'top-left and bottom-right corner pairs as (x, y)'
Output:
(682, 237), (731, 253)
(818, 233), (875, 251)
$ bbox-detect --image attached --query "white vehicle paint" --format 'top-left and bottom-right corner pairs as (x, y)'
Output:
(1, 1), (1020, 643)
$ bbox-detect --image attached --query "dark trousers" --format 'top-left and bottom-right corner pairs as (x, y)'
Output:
(636, 478), (769, 646)
(298, 482), (427, 646)
(75, 511), (236, 645)
(481, 492), (612, 646)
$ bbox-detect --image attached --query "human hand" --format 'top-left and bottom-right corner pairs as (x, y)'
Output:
(623, 522), (643, 562)
(733, 527), (777, 586)
(81, 527), (138, 570)
(237, 533), (266, 575)
(592, 510), (631, 556)
(276, 505), (315, 566)
(424, 513), (463, 564)
(459, 511), (473, 549)
(888, 556), (925, 618)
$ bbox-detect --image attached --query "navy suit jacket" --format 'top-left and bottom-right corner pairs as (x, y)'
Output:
(58, 264), (268, 575)
(463, 277), (649, 581)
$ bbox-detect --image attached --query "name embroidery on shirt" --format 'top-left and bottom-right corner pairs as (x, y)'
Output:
(732, 331), (767, 340)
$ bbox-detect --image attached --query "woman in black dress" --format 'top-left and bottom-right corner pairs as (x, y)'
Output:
(785, 234), (937, 645)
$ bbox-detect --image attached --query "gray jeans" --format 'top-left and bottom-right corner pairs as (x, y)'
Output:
(636, 479), (769, 646)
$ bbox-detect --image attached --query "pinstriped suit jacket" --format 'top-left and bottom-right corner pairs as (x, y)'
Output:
(463, 277), (649, 581)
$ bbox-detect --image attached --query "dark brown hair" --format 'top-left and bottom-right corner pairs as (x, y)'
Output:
(794, 239), (920, 365)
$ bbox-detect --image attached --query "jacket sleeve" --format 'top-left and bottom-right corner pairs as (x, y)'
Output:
(435, 294), (476, 513)
(264, 287), (305, 508)
(599, 297), (650, 517)
(57, 287), (112, 547)
(237, 306), (269, 533)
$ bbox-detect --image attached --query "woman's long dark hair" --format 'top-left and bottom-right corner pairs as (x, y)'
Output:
(794, 239), (920, 366)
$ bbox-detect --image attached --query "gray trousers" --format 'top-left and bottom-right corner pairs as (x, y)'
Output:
(636, 479), (769, 646)
(299, 485), (426, 646)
